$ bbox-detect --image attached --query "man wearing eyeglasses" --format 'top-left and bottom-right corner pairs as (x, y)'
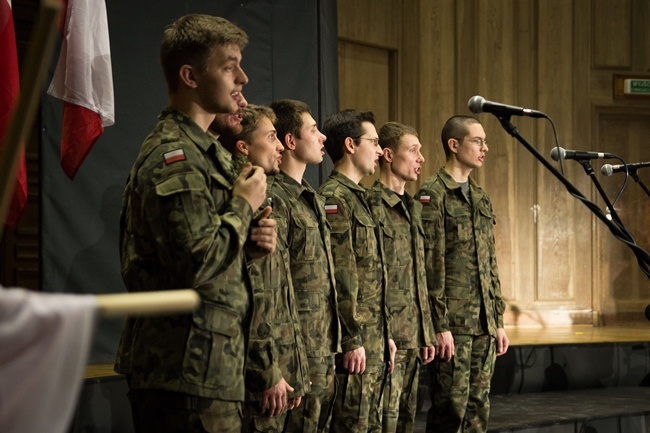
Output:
(317, 109), (395, 433)
(416, 115), (509, 433)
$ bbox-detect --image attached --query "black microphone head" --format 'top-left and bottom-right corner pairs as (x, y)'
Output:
(550, 147), (566, 162)
(645, 304), (650, 322)
(601, 164), (614, 177)
(468, 95), (485, 114)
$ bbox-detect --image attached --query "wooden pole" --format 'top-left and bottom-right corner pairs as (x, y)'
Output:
(0, 0), (63, 239)
(95, 289), (201, 318)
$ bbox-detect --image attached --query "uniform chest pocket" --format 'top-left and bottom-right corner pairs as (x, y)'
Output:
(477, 204), (497, 235)
(353, 213), (378, 258)
(444, 205), (473, 243)
(290, 215), (319, 262)
(381, 223), (409, 267)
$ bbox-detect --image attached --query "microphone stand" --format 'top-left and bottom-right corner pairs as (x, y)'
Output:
(492, 114), (650, 278)
(630, 168), (650, 199)
(575, 159), (625, 228)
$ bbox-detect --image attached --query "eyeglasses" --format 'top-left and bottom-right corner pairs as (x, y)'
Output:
(453, 137), (489, 147)
(356, 137), (379, 146)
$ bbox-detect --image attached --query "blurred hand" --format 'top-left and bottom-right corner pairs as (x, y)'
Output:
(246, 206), (276, 259)
(496, 327), (509, 356)
(262, 377), (293, 417)
(436, 331), (454, 362)
(343, 346), (366, 375)
(233, 163), (266, 210)
(388, 338), (397, 374)
(420, 345), (436, 365)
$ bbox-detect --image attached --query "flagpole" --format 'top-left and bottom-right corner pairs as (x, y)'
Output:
(0, 0), (63, 240)
(95, 289), (201, 318)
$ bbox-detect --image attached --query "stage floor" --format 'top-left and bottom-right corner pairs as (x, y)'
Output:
(504, 324), (650, 346)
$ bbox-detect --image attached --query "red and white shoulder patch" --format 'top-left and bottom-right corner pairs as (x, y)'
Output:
(419, 195), (431, 204)
(164, 149), (186, 164)
(325, 204), (338, 214)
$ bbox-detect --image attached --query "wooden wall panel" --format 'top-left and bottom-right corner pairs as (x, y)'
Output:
(592, 0), (632, 69)
(596, 110), (650, 324)
(337, 0), (650, 325)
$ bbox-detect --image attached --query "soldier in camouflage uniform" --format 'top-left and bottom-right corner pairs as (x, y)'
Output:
(115, 15), (277, 433)
(317, 109), (395, 433)
(268, 99), (342, 433)
(416, 116), (510, 433)
(367, 122), (436, 433)
(220, 104), (311, 433)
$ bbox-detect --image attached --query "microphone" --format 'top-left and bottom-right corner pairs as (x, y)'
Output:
(601, 161), (650, 176)
(550, 146), (616, 162)
(467, 95), (546, 118)
(646, 304), (650, 322)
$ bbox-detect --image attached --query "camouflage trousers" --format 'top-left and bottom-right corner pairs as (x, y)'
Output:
(426, 334), (496, 433)
(128, 388), (242, 433)
(285, 355), (337, 433)
(382, 349), (420, 433)
(243, 400), (289, 433)
(330, 362), (387, 433)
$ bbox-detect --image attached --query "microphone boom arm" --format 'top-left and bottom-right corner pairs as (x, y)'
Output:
(492, 114), (650, 279)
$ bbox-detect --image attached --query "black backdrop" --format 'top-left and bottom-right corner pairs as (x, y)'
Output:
(40, 0), (338, 362)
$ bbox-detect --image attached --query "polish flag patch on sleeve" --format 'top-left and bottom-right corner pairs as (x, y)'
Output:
(419, 195), (431, 204)
(325, 204), (338, 214)
(164, 149), (186, 164)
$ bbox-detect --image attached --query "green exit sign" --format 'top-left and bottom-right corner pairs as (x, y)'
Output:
(624, 79), (650, 95)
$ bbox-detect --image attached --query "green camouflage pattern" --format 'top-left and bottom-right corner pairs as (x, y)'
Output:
(368, 180), (435, 349)
(382, 349), (420, 433)
(115, 108), (255, 401)
(270, 171), (341, 357)
(242, 402), (289, 433)
(246, 176), (311, 401)
(426, 335), (496, 433)
(265, 172), (340, 432)
(286, 355), (337, 433)
(129, 389), (243, 433)
(318, 170), (389, 433)
(366, 181), (434, 433)
(330, 364), (387, 433)
(317, 171), (388, 363)
(416, 168), (506, 337)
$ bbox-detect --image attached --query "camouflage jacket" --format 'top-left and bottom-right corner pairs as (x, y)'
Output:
(270, 171), (341, 358)
(368, 180), (435, 350)
(115, 108), (254, 401)
(416, 168), (505, 337)
(317, 171), (388, 365)
(245, 174), (312, 400)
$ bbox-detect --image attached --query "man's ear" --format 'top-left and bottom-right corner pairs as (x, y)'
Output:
(448, 138), (459, 154)
(178, 64), (197, 89)
(343, 137), (356, 155)
(382, 148), (392, 163)
(284, 133), (296, 151)
(236, 140), (249, 156)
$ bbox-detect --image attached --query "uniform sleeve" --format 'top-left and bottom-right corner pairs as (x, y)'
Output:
(417, 187), (450, 333)
(244, 194), (288, 393)
(487, 200), (506, 328)
(324, 197), (363, 352)
(246, 255), (283, 392)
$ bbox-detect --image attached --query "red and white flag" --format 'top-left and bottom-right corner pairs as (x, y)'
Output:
(0, 0), (27, 229)
(47, 0), (114, 180)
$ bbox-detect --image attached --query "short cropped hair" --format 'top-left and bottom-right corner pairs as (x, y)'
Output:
(378, 122), (419, 167)
(160, 14), (248, 93)
(322, 109), (376, 164)
(269, 99), (312, 145)
(441, 115), (481, 158)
